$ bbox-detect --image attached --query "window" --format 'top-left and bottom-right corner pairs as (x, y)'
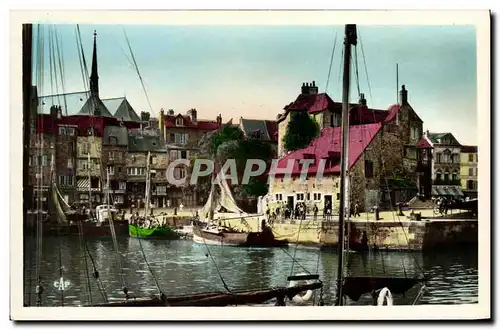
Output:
(444, 173), (449, 182)
(67, 176), (73, 186)
(469, 168), (474, 176)
(364, 160), (374, 178)
(468, 153), (474, 162)
(107, 165), (115, 175)
(435, 153), (442, 163)
(58, 175), (65, 186)
(170, 150), (179, 160)
(109, 151), (115, 160)
(83, 143), (90, 155)
(109, 136), (118, 145)
(467, 180), (477, 190)
(169, 133), (175, 143)
(59, 126), (76, 136)
(411, 126), (420, 140)
(67, 159), (73, 169)
(119, 182), (126, 190)
(57, 175), (74, 186)
(174, 167), (186, 179)
(313, 193), (322, 201)
(436, 172), (442, 181)
(175, 117), (183, 126)
(275, 194), (283, 201)
(114, 195), (124, 204)
(336, 193), (340, 200)
(181, 150), (187, 159)
(156, 185), (167, 194)
(86, 127), (95, 136)
(452, 172), (458, 181)
(296, 193), (305, 201)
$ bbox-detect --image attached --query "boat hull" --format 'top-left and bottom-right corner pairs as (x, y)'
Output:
(23, 219), (130, 237)
(192, 226), (288, 248)
(128, 224), (179, 239)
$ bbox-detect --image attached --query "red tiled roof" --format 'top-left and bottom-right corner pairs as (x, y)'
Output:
(383, 104), (402, 123)
(163, 115), (220, 130)
(461, 145), (477, 153)
(271, 123), (383, 176)
(417, 136), (433, 149)
(265, 120), (279, 142)
(34, 114), (123, 136)
(282, 92), (395, 125)
(284, 93), (335, 114)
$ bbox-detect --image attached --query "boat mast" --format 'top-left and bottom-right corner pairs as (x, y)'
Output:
(144, 151), (151, 217)
(88, 151), (92, 218)
(335, 24), (357, 307)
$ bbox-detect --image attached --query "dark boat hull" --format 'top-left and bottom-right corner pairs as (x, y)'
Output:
(192, 226), (288, 248)
(24, 218), (130, 237)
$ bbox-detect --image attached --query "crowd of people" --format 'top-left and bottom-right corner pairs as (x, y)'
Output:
(264, 200), (364, 223)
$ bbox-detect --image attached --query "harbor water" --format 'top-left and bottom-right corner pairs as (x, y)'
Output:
(23, 237), (478, 307)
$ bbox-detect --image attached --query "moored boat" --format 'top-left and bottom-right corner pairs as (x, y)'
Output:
(128, 223), (179, 239)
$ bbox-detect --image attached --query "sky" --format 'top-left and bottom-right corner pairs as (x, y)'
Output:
(33, 24), (477, 145)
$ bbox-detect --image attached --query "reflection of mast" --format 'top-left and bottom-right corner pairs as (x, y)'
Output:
(144, 151), (151, 217)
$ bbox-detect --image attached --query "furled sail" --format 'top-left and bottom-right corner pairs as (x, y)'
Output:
(50, 182), (67, 224)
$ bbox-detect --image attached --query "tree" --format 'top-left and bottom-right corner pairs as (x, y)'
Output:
(283, 111), (320, 152)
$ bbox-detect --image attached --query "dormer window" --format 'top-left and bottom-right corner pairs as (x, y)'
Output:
(86, 126), (95, 136)
(175, 117), (183, 126)
(109, 136), (118, 145)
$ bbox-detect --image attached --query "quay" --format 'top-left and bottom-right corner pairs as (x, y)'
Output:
(220, 208), (478, 251)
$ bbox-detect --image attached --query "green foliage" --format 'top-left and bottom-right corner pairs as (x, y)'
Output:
(210, 125), (244, 155)
(283, 111), (320, 152)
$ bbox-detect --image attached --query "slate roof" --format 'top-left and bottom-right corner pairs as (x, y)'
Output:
(103, 97), (141, 122)
(270, 123), (383, 176)
(77, 94), (115, 117)
(426, 132), (461, 146)
(103, 125), (128, 146)
(128, 128), (167, 152)
(239, 118), (279, 142)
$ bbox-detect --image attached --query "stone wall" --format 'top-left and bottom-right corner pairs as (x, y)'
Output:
(223, 216), (478, 251)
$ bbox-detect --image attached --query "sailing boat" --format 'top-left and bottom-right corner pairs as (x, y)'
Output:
(333, 24), (425, 306)
(192, 169), (288, 247)
(128, 151), (178, 239)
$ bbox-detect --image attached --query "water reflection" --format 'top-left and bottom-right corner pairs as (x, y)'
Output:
(24, 238), (478, 306)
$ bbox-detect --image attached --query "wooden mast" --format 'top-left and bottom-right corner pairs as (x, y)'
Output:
(335, 24), (357, 307)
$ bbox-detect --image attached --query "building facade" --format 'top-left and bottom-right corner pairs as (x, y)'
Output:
(460, 145), (478, 198)
(102, 125), (129, 206)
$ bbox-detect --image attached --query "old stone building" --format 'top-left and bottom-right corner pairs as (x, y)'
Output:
(268, 83), (425, 213)
(276, 82), (423, 175)
(102, 125), (129, 206)
(126, 128), (169, 208)
(460, 145), (478, 198)
(238, 117), (279, 156)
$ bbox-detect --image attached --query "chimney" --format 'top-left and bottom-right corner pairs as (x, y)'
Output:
(400, 85), (408, 105)
(57, 105), (63, 119)
(301, 81), (318, 95)
(168, 109), (174, 116)
(93, 107), (101, 117)
(159, 108), (165, 141)
(216, 114), (222, 126)
(50, 105), (58, 119)
(90, 30), (99, 97)
(359, 93), (367, 106)
(188, 108), (197, 124)
(309, 80), (318, 95)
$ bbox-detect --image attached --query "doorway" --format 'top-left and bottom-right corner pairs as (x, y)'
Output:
(324, 195), (332, 212)
(287, 195), (294, 211)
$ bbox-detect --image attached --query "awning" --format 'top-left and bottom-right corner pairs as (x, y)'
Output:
(431, 185), (464, 197)
(77, 178), (100, 192)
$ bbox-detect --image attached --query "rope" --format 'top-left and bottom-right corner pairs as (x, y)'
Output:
(123, 28), (154, 114)
(77, 220), (93, 305)
(325, 32), (338, 93)
(289, 218), (304, 276)
(358, 31), (373, 100)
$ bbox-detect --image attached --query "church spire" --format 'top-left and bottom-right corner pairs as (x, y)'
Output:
(90, 30), (99, 96)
